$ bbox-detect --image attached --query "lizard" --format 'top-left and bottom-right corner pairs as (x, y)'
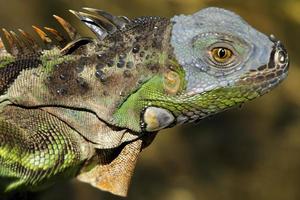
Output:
(0, 6), (289, 197)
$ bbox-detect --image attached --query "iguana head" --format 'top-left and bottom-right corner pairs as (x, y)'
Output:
(127, 7), (289, 132)
(171, 7), (289, 97)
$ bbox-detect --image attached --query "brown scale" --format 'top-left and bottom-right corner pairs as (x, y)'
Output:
(46, 60), (90, 97)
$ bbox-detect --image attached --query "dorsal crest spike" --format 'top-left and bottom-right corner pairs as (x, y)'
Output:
(0, 7), (133, 56)
(9, 30), (32, 55)
(53, 14), (79, 40)
(119, 16), (131, 23)
(44, 27), (68, 47)
(82, 7), (130, 29)
(32, 26), (52, 45)
(79, 11), (117, 33)
(0, 38), (4, 49)
(0, 38), (7, 54)
(18, 29), (41, 52)
(69, 9), (109, 40)
(2, 28), (19, 56)
(9, 31), (23, 51)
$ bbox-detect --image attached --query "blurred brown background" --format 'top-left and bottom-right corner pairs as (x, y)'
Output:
(0, 0), (299, 200)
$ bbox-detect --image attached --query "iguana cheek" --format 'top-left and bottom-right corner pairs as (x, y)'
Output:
(163, 71), (181, 95)
(143, 107), (175, 132)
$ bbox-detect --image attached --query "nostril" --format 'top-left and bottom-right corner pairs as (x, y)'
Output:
(275, 50), (287, 65)
(278, 51), (286, 64)
(272, 38), (289, 67)
(268, 39), (289, 71)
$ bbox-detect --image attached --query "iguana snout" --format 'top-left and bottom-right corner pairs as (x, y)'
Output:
(237, 34), (289, 95)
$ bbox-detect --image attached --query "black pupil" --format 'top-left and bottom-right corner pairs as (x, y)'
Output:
(218, 48), (226, 58)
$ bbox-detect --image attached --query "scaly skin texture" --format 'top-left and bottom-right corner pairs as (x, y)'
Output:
(0, 7), (289, 197)
(0, 106), (92, 192)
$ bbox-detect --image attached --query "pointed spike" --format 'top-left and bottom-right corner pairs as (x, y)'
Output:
(119, 16), (131, 23)
(0, 38), (8, 54)
(18, 29), (36, 45)
(44, 27), (68, 47)
(82, 7), (99, 12)
(0, 38), (4, 49)
(10, 30), (35, 54)
(79, 11), (117, 33)
(69, 10), (109, 39)
(2, 29), (13, 47)
(18, 29), (40, 51)
(32, 25), (52, 45)
(44, 27), (64, 41)
(9, 31), (20, 42)
(82, 8), (116, 23)
(2, 29), (12, 43)
(82, 7), (128, 29)
(69, 10), (82, 22)
(69, 9), (78, 16)
(53, 14), (79, 40)
(9, 31), (28, 54)
(70, 10), (107, 39)
(2, 28), (18, 55)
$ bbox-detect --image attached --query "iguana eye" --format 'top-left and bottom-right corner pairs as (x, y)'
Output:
(211, 47), (233, 63)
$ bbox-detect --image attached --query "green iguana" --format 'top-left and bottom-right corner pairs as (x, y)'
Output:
(0, 7), (289, 197)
